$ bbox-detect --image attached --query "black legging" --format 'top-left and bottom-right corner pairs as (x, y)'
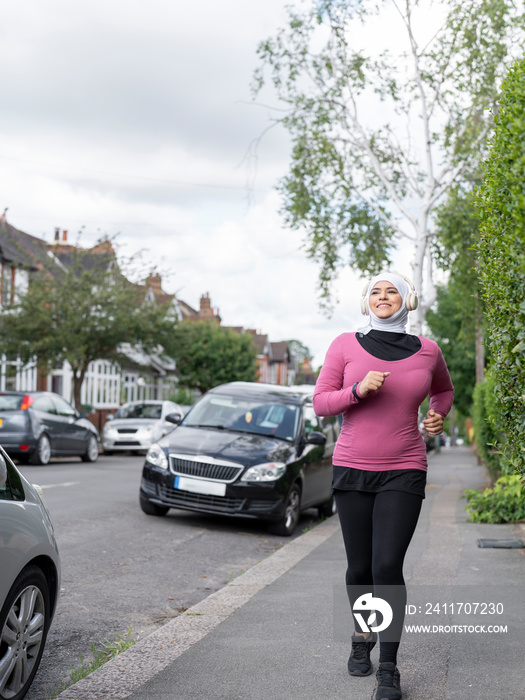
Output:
(334, 489), (423, 665)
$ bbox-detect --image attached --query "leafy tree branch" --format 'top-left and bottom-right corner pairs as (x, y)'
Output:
(253, 0), (524, 328)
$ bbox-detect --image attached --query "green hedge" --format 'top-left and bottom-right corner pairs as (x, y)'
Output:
(476, 57), (525, 474)
(464, 475), (525, 523)
(471, 370), (505, 477)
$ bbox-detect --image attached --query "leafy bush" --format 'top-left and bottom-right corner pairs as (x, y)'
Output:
(475, 57), (525, 474)
(464, 475), (525, 523)
(170, 322), (258, 394)
(471, 369), (506, 477)
(170, 387), (196, 406)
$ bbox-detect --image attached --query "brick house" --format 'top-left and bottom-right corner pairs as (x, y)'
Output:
(0, 215), (180, 418)
(0, 214), (298, 419)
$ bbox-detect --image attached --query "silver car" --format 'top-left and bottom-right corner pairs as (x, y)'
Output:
(0, 445), (61, 699)
(102, 400), (182, 454)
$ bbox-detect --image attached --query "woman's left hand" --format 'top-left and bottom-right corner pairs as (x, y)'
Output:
(423, 409), (444, 436)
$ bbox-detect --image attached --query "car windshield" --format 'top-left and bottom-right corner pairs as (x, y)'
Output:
(114, 403), (162, 419)
(0, 395), (23, 411)
(183, 393), (300, 441)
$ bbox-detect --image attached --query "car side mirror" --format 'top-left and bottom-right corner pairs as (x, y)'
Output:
(105, 414), (114, 421)
(305, 431), (327, 446)
(0, 454), (8, 489)
(165, 412), (183, 425)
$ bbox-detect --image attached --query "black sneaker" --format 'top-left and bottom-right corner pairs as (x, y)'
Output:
(347, 631), (377, 676)
(375, 662), (402, 700)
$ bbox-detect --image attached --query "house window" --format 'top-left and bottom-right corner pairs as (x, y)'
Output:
(13, 268), (28, 303)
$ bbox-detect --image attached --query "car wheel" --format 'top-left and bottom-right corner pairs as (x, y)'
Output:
(139, 493), (169, 517)
(29, 435), (51, 466)
(318, 495), (337, 519)
(81, 435), (99, 463)
(268, 484), (301, 537)
(0, 565), (51, 700)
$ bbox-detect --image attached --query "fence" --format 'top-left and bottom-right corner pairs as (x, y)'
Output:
(0, 357), (178, 409)
(0, 356), (38, 392)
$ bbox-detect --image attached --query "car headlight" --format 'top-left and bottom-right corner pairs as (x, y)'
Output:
(241, 462), (286, 482)
(145, 443), (168, 470)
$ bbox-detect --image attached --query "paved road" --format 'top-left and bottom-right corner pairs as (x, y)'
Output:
(17, 454), (322, 700)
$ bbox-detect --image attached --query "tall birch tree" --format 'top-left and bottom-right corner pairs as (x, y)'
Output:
(253, 0), (524, 330)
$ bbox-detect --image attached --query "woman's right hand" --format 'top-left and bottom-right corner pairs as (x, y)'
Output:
(357, 371), (391, 398)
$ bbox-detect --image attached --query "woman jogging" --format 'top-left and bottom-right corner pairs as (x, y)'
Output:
(313, 272), (454, 700)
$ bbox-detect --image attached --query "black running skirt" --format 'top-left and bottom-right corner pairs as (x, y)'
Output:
(332, 465), (427, 498)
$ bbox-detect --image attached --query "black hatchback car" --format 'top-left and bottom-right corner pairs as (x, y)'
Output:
(0, 391), (100, 465)
(139, 382), (339, 535)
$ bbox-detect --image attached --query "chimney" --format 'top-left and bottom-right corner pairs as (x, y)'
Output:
(0, 207), (7, 223)
(199, 293), (221, 324)
(62, 230), (68, 242)
(147, 272), (162, 294)
(200, 292), (212, 317)
(54, 227), (60, 242)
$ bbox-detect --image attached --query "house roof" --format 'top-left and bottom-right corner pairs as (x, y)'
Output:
(50, 239), (117, 274)
(245, 329), (269, 355)
(177, 299), (200, 320)
(0, 218), (54, 271)
(270, 341), (290, 363)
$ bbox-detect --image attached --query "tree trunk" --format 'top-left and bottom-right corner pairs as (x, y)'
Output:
(410, 228), (427, 335)
(448, 404), (457, 447)
(72, 363), (89, 412)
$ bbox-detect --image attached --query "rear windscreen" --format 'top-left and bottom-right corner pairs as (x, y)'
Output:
(0, 395), (23, 411)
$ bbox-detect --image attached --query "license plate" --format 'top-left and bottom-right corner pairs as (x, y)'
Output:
(174, 476), (226, 497)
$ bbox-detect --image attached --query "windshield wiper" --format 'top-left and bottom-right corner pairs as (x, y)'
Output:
(185, 423), (227, 430)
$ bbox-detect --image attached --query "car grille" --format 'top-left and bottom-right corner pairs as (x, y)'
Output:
(169, 454), (243, 483)
(117, 428), (137, 434)
(158, 485), (244, 513)
(115, 440), (141, 446)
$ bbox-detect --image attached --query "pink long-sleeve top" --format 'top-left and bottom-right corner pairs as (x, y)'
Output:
(313, 333), (454, 471)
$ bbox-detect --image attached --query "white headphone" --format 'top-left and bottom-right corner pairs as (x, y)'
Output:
(360, 273), (418, 315)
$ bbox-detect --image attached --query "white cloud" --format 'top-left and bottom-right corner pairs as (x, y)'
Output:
(0, 0), (386, 367)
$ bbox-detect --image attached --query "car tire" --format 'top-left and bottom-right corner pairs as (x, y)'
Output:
(81, 435), (99, 463)
(318, 495), (337, 519)
(268, 484), (301, 537)
(29, 434), (51, 465)
(0, 565), (51, 700)
(139, 493), (169, 517)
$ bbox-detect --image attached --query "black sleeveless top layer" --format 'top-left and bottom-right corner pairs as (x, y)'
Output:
(356, 329), (422, 360)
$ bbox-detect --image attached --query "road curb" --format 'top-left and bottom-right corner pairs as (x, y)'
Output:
(57, 517), (341, 700)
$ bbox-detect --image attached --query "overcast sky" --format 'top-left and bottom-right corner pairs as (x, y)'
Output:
(0, 0), (386, 367)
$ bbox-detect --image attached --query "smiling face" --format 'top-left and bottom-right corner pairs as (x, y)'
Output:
(368, 280), (403, 318)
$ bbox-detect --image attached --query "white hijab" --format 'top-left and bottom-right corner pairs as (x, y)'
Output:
(357, 272), (411, 335)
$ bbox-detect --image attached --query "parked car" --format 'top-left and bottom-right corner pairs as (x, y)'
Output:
(102, 400), (183, 454)
(419, 420), (436, 452)
(139, 382), (339, 536)
(0, 391), (100, 465)
(0, 445), (61, 699)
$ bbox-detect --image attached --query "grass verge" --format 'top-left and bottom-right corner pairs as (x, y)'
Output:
(46, 627), (136, 699)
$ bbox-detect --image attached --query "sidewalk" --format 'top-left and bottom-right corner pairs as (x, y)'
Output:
(58, 447), (525, 700)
